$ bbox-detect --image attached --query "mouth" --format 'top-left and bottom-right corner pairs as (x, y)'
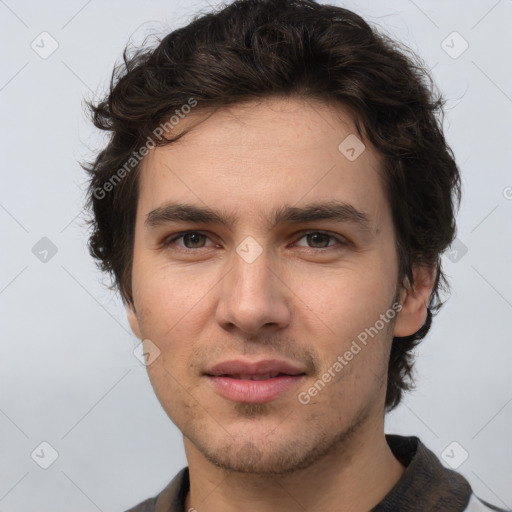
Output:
(204, 359), (307, 403)
(205, 374), (306, 403)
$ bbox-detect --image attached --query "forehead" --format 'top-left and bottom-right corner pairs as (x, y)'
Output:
(137, 96), (389, 230)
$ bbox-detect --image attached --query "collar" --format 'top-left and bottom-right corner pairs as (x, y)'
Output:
(372, 434), (471, 511)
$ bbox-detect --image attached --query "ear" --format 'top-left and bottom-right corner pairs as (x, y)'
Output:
(393, 264), (436, 337)
(126, 302), (142, 339)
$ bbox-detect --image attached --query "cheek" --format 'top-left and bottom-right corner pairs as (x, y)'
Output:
(290, 261), (395, 335)
(146, 360), (203, 430)
(132, 252), (213, 331)
(131, 281), (207, 397)
(291, 265), (395, 399)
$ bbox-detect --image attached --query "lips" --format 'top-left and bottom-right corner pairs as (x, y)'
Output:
(205, 359), (306, 379)
(205, 359), (307, 403)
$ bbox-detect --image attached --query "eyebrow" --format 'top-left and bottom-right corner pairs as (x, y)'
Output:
(145, 200), (373, 232)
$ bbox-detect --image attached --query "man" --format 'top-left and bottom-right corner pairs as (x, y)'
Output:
(84, 1), (508, 510)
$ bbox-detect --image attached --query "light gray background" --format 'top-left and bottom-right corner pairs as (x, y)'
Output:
(1, 0), (511, 510)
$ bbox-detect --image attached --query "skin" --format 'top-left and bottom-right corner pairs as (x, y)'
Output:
(127, 96), (435, 512)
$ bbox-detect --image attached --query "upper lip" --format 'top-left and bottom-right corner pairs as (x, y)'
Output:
(205, 359), (307, 377)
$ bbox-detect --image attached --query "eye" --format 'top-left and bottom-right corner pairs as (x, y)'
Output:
(294, 231), (347, 250)
(163, 231), (216, 250)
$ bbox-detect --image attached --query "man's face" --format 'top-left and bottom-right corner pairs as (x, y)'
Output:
(128, 96), (402, 474)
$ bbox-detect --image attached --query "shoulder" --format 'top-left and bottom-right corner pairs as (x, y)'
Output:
(382, 435), (509, 512)
(124, 496), (157, 512)
(123, 467), (189, 512)
(464, 494), (511, 512)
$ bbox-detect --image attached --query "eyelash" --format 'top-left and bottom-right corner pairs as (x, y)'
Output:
(162, 230), (348, 252)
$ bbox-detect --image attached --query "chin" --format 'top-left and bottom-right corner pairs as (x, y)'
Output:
(203, 440), (317, 474)
(193, 423), (349, 475)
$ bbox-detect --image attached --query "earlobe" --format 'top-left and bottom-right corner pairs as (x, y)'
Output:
(393, 264), (436, 338)
(126, 302), (142, 339)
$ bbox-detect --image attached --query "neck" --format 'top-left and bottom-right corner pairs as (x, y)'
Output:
(183, 418), (405, 512)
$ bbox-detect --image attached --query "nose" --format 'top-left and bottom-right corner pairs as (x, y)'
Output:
(215, 248), (292, 336)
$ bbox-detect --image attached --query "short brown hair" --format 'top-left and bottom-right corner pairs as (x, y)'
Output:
(83, 0), (461, 411)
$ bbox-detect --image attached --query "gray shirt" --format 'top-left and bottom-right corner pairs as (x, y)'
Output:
(125, 435), (509, 512)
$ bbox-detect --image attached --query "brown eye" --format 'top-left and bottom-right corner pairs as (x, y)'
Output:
(181, 233), (207, 248)
(305, 233), (332, 248)
(164, 231), (213, 250)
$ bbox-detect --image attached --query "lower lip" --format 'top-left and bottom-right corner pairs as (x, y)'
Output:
(206, 375), (305, 403)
